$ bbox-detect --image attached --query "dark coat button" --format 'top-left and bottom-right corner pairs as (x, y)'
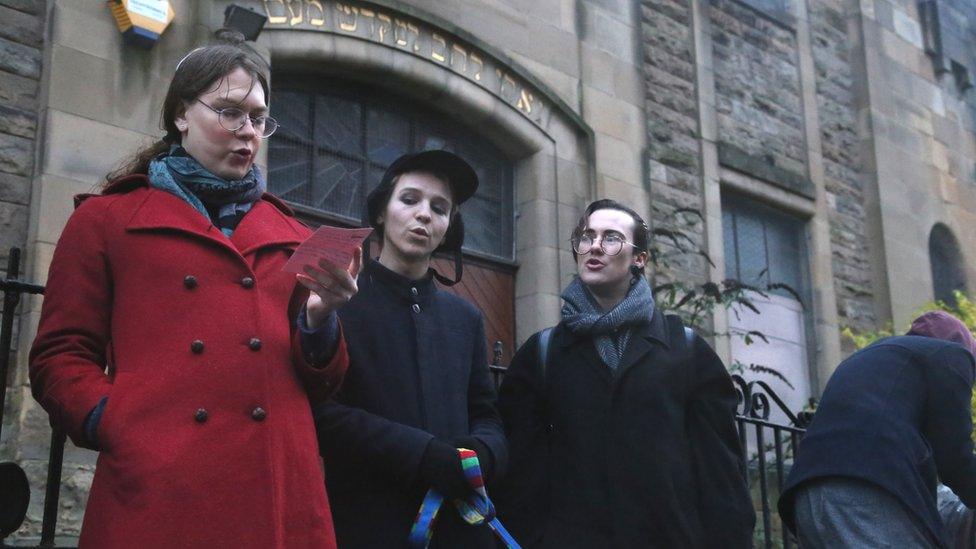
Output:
(191, 340), (205, 354)
(251, 407), (267, 421)
(183, 275), (198, 289)
(411, 304), (421, 313)
(249, 338), (262, 351)
(241, 276), (255, 289)
(410, 287), (418, 296)
(194, 408), (208, 423)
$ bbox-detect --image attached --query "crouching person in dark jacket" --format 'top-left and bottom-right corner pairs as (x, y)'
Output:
(778, 311), (976, 548)
(495, 199), (755, 548)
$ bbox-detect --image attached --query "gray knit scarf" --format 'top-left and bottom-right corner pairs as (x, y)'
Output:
(560, 275), (655, 371)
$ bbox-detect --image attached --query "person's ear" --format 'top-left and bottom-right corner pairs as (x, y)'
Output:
(174, 108), (189, 133)
(634, 250), (648, 269)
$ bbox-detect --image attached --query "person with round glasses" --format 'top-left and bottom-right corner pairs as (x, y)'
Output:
(28, 29), (357, 548)
(496, 199), (755, 548)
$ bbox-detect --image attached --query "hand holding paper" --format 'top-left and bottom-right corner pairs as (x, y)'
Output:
(283, 226), (373, 274)
(288, 226), (372, 328)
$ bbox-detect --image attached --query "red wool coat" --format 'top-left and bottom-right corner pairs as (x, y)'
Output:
(29, 177), (347, 548)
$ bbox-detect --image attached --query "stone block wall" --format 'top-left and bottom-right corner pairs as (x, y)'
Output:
(0, 0), (42, 278)
(641, 0), (709, 288)
(0, 0), (49, 543)
(0, 0), (43, 448)
(711, 0), (806, 177)
(641, 0), (877, 346)
(809, 0), (876, 336)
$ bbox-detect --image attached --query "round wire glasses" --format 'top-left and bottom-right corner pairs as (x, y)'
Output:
(572, 233), (639, 256)
(196, 99), (279, 138)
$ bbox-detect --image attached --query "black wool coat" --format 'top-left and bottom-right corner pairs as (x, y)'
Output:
(495, 312), (755, 548)
(314, 260), (507, 548)
(779, 336), (976, 548)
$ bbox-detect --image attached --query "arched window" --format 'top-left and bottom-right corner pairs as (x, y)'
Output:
(267, 79), (515, 262)
(929, 223), (967, 304)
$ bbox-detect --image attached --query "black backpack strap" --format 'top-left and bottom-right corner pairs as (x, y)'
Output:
(664, 314), (696, 351)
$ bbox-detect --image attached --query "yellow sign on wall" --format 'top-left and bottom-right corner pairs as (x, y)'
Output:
(108, 0), (175, 49)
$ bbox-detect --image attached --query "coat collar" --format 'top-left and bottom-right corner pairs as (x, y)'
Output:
(363, 259), (438, 303)
(554, 305), (671, 348)
(116, 176), (307, 258)
(554, 309), (673, 381)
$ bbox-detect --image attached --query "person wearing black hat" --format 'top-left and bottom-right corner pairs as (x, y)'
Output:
(301, 150), (508, 548)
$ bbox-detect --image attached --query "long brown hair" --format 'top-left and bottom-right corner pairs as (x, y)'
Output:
(103, 29), (270, 192)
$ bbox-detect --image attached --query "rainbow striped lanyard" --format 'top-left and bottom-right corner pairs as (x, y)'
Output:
(408, 448), (521, 548)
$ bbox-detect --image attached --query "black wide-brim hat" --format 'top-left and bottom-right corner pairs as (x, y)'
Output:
(365, 150), (478, 224)
(363, 150), (479, 285)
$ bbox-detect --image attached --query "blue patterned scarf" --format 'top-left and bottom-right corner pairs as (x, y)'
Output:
(560, 275), (655, 371)
(148, 145), (266, 237)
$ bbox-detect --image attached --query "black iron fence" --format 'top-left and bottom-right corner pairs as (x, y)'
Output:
(1, 246), (807, 548)
(732, 375), (810, 549)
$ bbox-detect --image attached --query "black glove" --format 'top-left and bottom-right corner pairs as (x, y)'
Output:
(420, 438), (470, 498)
(451, 435), (493, 483)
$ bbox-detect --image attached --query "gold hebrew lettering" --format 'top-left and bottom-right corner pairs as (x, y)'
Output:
(285, 0), (302, 26)
(394, 18), (409, 46)
(470, 53), (483, 81)
(498, 70), (518, 99)
(359, 8), (376, 36)
(450, 44), (468, 72)
(262, 0), (287, 24)
(337, 3), (358, 32)
(377, 13), (392, 42)
(307, 0), (326, 26)
(408, 23), (420, 51)
(431, 33), (447, 62)
(517, 89), (535, 114)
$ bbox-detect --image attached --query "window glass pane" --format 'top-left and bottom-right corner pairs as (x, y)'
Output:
(722, 209), (738, 280)
(315, 95), (362, 159)
(268, 92), (312, 204)
(722, 193), (807, 299)
(764, 215), (802, 293)
(311, 154), (363, 219)
(734, 213), (768, 287)
(269, 80), (515, 261)
(366, 107), (411, 168)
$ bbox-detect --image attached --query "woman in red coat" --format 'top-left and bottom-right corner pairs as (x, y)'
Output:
(28, 30), (358, 548)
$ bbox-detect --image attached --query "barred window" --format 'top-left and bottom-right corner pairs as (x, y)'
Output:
(268, 79), (515, 262)
(722, 194), (806, 298)
(722, 191), (814, 416)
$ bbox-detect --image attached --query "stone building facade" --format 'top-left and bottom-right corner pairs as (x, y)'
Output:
(2, 0), (975, 543)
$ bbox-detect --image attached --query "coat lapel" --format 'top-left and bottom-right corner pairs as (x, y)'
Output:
(230, 197), (307, 257)
(126, 190), (307, 261)
(125, 188), (231, 252)
(615, 313), (671, 381)
(556, 328), (613, 385)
